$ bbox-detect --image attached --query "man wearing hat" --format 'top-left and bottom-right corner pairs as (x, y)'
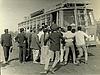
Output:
(15, 28), (27, 63)
(1, 29), (12, 64)
(41, 24), (64, 74)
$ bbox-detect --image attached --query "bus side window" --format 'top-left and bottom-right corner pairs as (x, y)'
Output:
(89, 12), (94, 25)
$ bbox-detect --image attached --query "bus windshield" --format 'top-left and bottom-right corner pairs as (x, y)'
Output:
(63, 9), (95, 28)
(63, 9), (75, 27)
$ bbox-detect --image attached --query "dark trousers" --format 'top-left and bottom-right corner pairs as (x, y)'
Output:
(3, 46), (10, 61)
(19, 46), (26, 63)
(26, 49), (33, 61)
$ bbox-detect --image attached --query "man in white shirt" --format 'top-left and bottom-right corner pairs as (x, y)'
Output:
(75, 26), (89, 64)
(63, 26), (76, 65)
(37, 28), (44, 41)
(37, 23), (45, 41)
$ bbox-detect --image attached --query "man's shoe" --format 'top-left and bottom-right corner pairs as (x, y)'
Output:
(64, 61), (68, 65)
(1, 63), (6, 67)
(3, 61), (9, 64)
(3, 61), (7, 64)
(74, 61), (80, 66)
(49, 69), (55, 74)
(23, 62), (26, 64)
(40, 70), (48, 74)
(60, 62), (64, 65)
(1, 62), (9, 67)
(74, 62), (80, 66)
(19, 60), (23, 63)
(33, 61), (38, 64)
(84, 61), (88, 64)
(73, 62), (78, 65)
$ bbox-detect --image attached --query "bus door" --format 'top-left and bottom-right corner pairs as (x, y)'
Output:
(51, 12), (57, 24)
(85, 9), (97, 45)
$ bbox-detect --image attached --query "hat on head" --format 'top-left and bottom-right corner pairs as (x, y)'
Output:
(51, 24), (58, 31)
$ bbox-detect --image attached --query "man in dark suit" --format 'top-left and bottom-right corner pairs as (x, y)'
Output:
(1, 29), (12, 64)
(41, 24), (65, 74)
(15, 28), (27, 63)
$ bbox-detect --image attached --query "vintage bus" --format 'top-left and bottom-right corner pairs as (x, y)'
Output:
(18, 0), (97, 46)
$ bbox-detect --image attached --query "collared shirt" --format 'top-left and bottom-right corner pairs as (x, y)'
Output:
(15, 32), (27, 47)
(75, 31), (89, 46)
(63, 31), (75, 43)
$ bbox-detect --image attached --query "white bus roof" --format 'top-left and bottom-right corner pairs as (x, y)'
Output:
(18, 0), (92, 23)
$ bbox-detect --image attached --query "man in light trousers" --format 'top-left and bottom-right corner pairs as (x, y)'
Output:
(75, 26), (89, 64)
(41, 24), (64, 74)
(63, 26), (77, 65)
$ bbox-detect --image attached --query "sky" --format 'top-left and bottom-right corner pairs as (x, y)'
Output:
(0, 0), (100, 35)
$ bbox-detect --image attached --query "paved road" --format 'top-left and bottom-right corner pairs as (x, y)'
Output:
(1, 43), (100, 75)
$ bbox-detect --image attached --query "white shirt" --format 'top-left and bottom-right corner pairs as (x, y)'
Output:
(37, 31), (44, 40)
(63, 31), (75, 43)
(75, 31), (89, 46)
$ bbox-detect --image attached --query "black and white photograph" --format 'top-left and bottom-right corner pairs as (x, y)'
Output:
(0, 0), (100, 75)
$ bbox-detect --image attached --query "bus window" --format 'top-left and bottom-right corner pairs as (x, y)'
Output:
(63, 9), (75, 27)
(87, 10), (95, 26)
(52, 12), (57, 24)
(77, 10), (85, 26)
(47, 14), (50, 26)
(89, 11), (94, 25)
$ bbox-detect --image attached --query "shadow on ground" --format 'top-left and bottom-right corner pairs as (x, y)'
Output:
(8, 58), (19, 63)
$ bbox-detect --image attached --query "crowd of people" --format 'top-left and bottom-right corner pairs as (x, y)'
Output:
(0, 23), (90, 74)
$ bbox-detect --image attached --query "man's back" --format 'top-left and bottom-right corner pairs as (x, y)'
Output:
(30, 32), (40, 50)
(49, 31), (63, 51)
(50, 31), (61, 43)
(63, 31), (74, 43)
(75, 31), (89, 46)
(1, 33), (12, 46)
